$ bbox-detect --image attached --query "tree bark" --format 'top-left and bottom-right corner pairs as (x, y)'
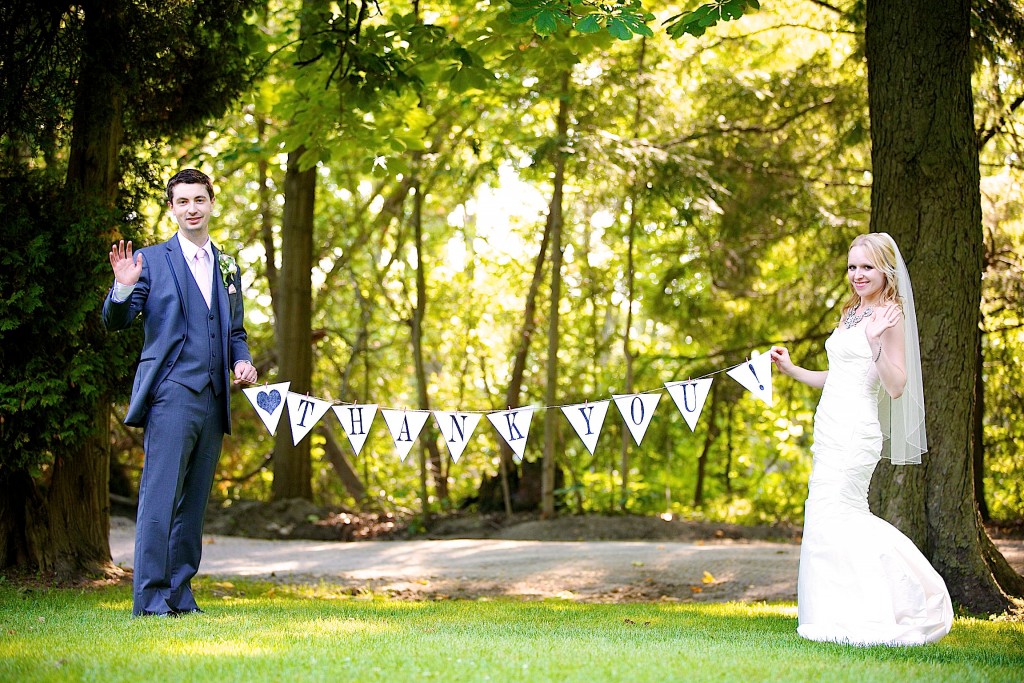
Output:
(410, 176), (448, 509)
(541, 70), (571, 517)
(272, 147), (315, 501)
(41, 0), (127, 579)
(973, 319), (990, 521)
(317, 427), (367, 502)
(865, 0), (1017, 612)
(694, 381), (721, 508)
(27, 407), (115, 577)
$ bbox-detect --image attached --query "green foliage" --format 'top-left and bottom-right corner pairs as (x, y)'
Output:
(3, 581), (1024, 682)
(0, 174), (140, 471)
(505, 0), (759, 40)
(0, 1), (263, 160)
(507, 0), (656, 40)
(666, 0), (761, 39)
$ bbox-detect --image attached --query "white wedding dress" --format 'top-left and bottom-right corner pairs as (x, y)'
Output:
(797, 324), (953, 646)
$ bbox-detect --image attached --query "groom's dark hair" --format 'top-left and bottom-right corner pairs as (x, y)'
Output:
(166, 168), (215, 203)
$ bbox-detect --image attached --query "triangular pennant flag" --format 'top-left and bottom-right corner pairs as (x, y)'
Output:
(380, 409), (431, 462)
(561, 400), (610, 455)
(612, 392), (662, 446)
(726, 350), (774, 406)
(486, 407), (535, 462)
(243, 381), (291, 436)
(433, 411), (483, 463)
(330, 403), (379, 456)
(665, 378), (714, 432)
(285, 392), (332, 445)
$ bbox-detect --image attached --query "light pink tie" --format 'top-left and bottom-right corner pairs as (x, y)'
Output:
(194, 250), (212, 309)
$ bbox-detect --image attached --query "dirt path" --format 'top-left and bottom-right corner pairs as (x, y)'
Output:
(109, 517), (1024, 603)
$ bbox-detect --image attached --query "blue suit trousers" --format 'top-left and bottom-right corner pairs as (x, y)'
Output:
(133, 379), (225, 616)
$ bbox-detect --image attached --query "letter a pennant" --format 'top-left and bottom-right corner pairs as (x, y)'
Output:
(726, 351), (774, 407)
(331, 403), (379, 455)
(380, 409), (431, 462)
(243, 381), (291, 436)
(561, 400), (610, 455)
(285, 392), (332, 445)
(612, 393), (662, 446)
(486, 407), (535, 462)
(665, 378), (714, 432)
(433, 411), (483, 463)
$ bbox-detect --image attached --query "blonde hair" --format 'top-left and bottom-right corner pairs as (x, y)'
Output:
(841, 233), (902, 317)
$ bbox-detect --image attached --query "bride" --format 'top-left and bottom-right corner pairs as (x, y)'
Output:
(770, 232), (953, 646)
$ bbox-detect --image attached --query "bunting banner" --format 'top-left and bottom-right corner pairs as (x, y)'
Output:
(331, 403), (378, 456)
(486, 407), (536, 462)
(433, 411), (483, 463)
(380, 409), (431, 462)
(245, 350), (775, 461)
(242, 381), (290, 436)
(286, 392), (333, 445)
(664, 378), (714, 432)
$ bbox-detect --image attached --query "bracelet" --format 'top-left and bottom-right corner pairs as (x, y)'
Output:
(873, 345), (882, 363)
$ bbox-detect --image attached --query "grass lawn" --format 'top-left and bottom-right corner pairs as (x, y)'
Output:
(1, 578), (1022, 682)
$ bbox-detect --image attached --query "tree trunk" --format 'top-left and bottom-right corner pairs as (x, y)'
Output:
(619, 188), (637, 511)
(28, 407), (115, 577)
(257, 117), (279, 319)
(317, 427), (367, 502)
(694, 381), (721, 508)
(272, 147), (315, 501)
(410, 177), (447, 511)
(866, 0), (1017, 612)
(540, 70), (571, 518)
(33, 0), (127, 579)
(973, 318), (989, 521)
(619, 36), (647, 512)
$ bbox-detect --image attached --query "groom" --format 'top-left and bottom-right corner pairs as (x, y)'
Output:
(103, 168), (257, 616)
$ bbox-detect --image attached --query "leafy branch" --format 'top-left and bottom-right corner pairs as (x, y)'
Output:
(506, 0), (760, 40)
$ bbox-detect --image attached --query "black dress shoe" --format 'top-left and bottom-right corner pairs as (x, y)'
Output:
(173, 607), (204, 616)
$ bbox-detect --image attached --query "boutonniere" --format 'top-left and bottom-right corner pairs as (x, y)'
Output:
(218, 253), (237, 288)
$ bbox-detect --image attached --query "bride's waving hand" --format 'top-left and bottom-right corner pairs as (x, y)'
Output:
(865, 304), (906, 399)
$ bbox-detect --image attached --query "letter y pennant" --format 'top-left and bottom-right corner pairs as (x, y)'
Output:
(560, 400), (610, 455)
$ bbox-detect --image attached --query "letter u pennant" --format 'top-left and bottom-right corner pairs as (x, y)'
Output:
(486, 407), (536, 462)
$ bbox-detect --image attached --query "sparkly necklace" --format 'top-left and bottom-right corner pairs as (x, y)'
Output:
(843, 304), (874, 329)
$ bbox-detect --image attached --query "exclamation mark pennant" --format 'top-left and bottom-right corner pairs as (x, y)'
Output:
(726, 351), (774, 407)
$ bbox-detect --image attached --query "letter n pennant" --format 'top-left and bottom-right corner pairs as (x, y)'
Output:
(380, 409), (431, 462)
(560, 400), (610, 455)
(330, 404), (379, 455)
(432, 411), (483, 463)
(486, 407), (535, 462)
(285, 392), (332, 445)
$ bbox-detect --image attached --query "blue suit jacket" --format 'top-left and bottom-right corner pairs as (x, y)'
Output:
(102, 235), (251, 433)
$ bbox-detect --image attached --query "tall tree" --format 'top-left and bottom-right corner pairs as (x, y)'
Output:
(540, 70), (572, 517)
(865, 0), (1024, 612)
(0, 0), (260, 578)
(272, 145), (317, 500)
